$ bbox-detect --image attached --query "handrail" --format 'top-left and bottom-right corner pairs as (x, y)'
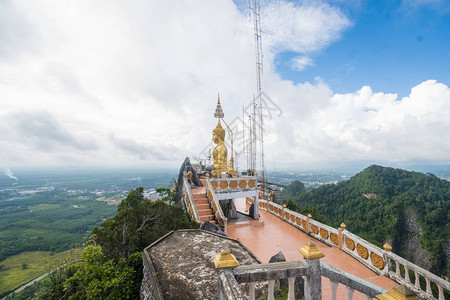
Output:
(205, 177), (228, 232)
(385, 251), (450, 299)
(320, 261), (387, 297)
(221, 256), (389, 299)
(257, 199), (450, 299)
(183, 176), (201, 223)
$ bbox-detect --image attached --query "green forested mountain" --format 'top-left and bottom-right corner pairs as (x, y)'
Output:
(288, 165), (449, 276)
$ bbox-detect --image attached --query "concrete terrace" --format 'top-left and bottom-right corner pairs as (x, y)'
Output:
(227, 198), (398, 300)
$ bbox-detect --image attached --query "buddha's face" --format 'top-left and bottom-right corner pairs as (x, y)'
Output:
(212, 131), (221, 144)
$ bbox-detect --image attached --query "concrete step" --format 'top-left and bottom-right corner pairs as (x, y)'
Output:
(196, 203), (211, 210)
(194, 199), (209, 205)
(200, 215), (215, 222)
(193, 194), (208, 200)
(198, 209), (214, 216)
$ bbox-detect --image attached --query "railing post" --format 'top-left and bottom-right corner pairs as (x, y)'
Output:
(299, 242), (325, 300)
(330, 280), (338, 300)
(268, 280), (275, 300)
(214, 249), (242, 300)
(282, 204), (286, 221)
(382, 243), (392, 276)
(288, 277), (295, 300)
(249, 282), (256, 300)
(345, 286), (354, 300)
(306, 214), (311, 234)
(339, 223), (346, 250)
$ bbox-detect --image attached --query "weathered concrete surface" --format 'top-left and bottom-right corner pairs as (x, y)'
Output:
(142, 229), (261, 300)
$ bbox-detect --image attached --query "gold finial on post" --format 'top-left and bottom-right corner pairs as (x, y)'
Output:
(340, 223), (346, 229)
(307, 213), (312, 218)
(383, 243), (392, 251)
(214, 249), (239, 269)
(299, 242), (325, 260)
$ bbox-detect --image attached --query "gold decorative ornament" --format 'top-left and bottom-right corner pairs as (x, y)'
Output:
(340, 223), (346, 229)
(299, 242), (325, 260)
(285, 212), (290, 219)
(302, 220), (307, 228)
(345, 237), (355, 250)
(320, 228), (329, 239)
(211, 181), (219, 189)
(219, 181), (229, 189)
(357, 244), (369, 259)
(291, 215), (295, 222)
(307, 213), (312, 218)
(370, 252), (385, 270)
(383, 243), (392, 251)
(279, 210), (283, 216)
(248, 180), (256, 188)
(330, 233), (339, 245)
(274, 207), (278, 214)
(283, 204), (287, 208)
(208, 191), (212, 200)
(375, 285), (420, 300)
(269, 204), (273, 211)
(239, 180), (247, 188)
(311, 225), (319, 234)
(296, 217), (301, 226)
(214, 249), (239, 269)
(229, 180), (238, 189)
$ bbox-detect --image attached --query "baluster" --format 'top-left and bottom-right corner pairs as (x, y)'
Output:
(438, 285), (444, 300)
(414, 272), (420, 289)
(363, 295), (372, 300)
(345, 286), (354, 300)
(404, 266), (410, 283)
(268, 279), (275, 300)
(330, 280), (338, 300)
(395, 261), (400, 277)
(249, 282), (256, 300)
(288, 277), (295, 300)
(425, 278), (432, 296)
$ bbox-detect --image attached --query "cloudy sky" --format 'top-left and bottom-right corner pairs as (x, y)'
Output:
(1, 0), (449, 171)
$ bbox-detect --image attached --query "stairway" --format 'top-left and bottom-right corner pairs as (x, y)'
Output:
(191, 185), (216, 224)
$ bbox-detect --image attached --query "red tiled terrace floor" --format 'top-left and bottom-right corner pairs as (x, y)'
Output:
(227, 198), (397, 299)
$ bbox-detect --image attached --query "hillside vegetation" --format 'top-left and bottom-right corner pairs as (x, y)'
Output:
(22, 187), (199, 299)
(288, 165), (449, 276)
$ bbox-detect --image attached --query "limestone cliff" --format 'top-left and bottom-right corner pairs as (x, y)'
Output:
(402, 209), (435, 272)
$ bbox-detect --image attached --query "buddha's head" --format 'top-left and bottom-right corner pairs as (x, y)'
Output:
(212, 119), (225, 144)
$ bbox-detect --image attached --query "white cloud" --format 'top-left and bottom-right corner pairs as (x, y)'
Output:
(267, 80), (450, 165)
(262, 0), (352, 54)
(291, 56), (314, 71)
(0, 0), (449, 170)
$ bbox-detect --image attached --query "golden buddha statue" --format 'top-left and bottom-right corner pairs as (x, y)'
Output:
(211, 119), (227, 177)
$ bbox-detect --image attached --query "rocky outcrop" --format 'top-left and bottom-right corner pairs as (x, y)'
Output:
(200, 220), (226, 236)
(402, 209), (434, 272)
(220, 199), (238, 219)
(175, 157), (202, 206)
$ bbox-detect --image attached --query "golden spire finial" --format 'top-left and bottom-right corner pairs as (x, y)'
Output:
(214, 94), (224, 118)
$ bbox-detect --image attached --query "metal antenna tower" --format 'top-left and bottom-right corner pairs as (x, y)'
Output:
(249, 0), (265, 190)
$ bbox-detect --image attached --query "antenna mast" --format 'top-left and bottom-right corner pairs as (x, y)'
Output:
(250, 0), (265, 192)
